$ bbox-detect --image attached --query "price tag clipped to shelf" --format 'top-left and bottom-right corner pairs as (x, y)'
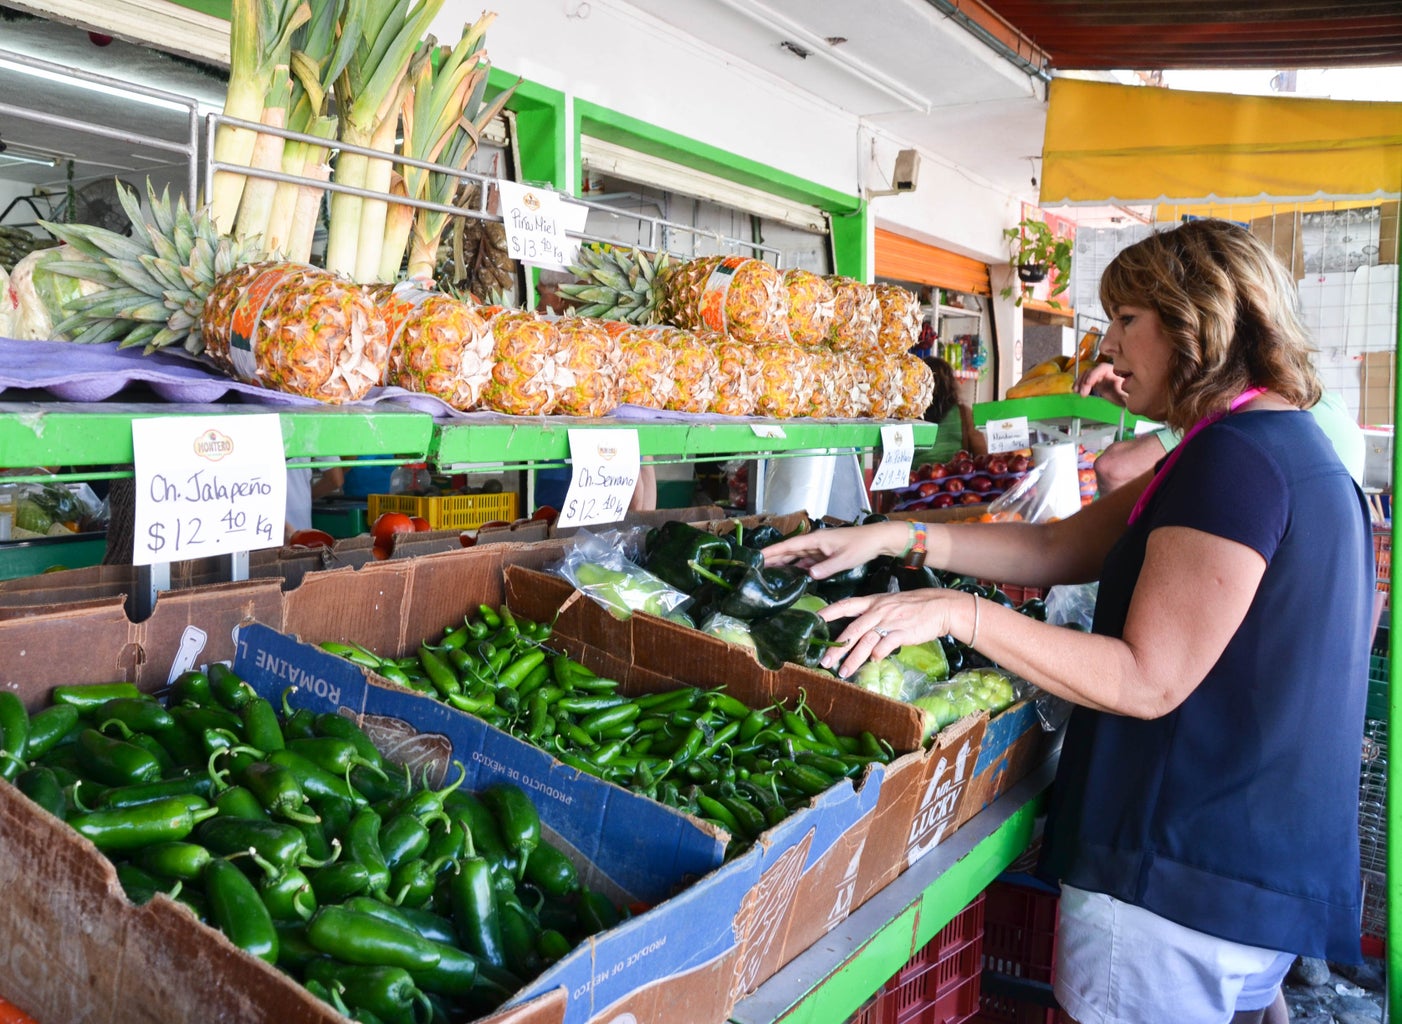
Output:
(496, 180), (586, 271)
(131, 414), (286, 566)
(870, 424), (916, 490)
(985, 416), (1031, 454)
(751, 424), (787, 439)
(557, 429), (641, 529)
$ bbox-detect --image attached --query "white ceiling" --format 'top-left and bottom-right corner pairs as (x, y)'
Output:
(623, 0), (1051, 202)
(0, 0), (1050, 217)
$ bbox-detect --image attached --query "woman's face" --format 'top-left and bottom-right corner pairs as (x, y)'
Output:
(1100, 304), (1174, 421)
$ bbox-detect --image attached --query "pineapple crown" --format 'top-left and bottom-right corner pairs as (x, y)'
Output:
(40, 180), (261, 354)
(557, 244), (672, 325)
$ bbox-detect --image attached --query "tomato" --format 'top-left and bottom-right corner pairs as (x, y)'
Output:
(372, 542), (393, 560)
(370, 512), (415, 546)
(287, 528), (335, 549)
(409, 516), (432, 532)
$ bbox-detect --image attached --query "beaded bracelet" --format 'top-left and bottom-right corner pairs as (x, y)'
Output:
(902, 522), (928, 569)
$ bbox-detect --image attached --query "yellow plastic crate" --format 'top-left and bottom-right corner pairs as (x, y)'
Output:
(367, 492), (519, 530)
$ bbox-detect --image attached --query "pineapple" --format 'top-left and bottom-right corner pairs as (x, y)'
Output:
(664, 328), (721, 414)
(894, 355), (936, 419)
(827, 276), (880, 354)
(662, 255), (787, 345)
(874, 283), (922, 356)
(561, 246), (787, 345)
(200, 262), (389, 403)
(707, 334), (758, 417)
(612, 324), (678, 410)
(380, 286), (495, 412)
(479, 309), (563, 416)
(42, 182), (388, 403)
(833, 351), (871, 418)
(782, 268), (836, 348)
(552, 315), (624, 417)
(752, 341), (815, 419)
(860, 352), (904, 420)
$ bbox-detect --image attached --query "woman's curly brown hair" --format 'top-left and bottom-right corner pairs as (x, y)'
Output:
(1098, 218), (1320, 433)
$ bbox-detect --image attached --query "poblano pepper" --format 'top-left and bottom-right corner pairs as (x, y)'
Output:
(750, 608), (842, 670)
(689, 560), (809, 620)
(643, 520), (733, 593)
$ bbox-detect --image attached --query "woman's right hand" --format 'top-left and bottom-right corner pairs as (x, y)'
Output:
(1076, 361), (1128, 404)
(762, 521), (909, 580)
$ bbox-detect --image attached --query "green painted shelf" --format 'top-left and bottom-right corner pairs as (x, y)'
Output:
(731, 759), (1053, 1024)
(431, 415), (938, 469)
(0, 402), (437, 478)
(973, 393), (1153, 433)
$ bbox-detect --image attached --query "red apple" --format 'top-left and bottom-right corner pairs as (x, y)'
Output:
(972, 454), (991, 471)
(967, 475), (995, 493)
(987, 457), (1008, 475)
(931, 493), (956, 508)
(1009, 454), (1031, 473)
(917, 480), (941, 497)
(914, 463), (934, 481)
(959, 491), (984, 504)
(953, 458), (975, 476)
(943, 478), (965, 494)
(928, 463), (948, 479)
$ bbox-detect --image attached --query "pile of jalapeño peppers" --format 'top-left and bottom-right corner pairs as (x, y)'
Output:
(320, 603), (895, 859)
(0, 671), (624, 1024)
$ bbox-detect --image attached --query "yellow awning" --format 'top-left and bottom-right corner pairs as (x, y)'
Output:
(1041, 78), (1402, 205)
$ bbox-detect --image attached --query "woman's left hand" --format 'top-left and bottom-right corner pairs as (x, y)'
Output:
(818, 589), (958, 677)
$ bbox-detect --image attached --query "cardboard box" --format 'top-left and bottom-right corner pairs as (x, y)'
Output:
(249, 540), (900, 1021)
(0, 594), (568, 1024)
(1250, 210), (1305, 280)
(503, 564), (931, 990)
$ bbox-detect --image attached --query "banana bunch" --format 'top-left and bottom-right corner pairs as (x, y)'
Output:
(439, 186), (518, 300)
(558, 243), (671, 325)
(0, 226), (57, 273)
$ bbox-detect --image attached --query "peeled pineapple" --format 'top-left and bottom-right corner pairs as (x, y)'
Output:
(827, 276), (881, 353)
(874, 283), (922, 356)
(552, 316), (624, 417)
(663, 255), (788, 345)
(894, 355), (936, 419)
(860, 351), (904, 420)
(613, 324), (678, 409)
(202, 261), (390, 403)
(782, 268), (837, 348)
(664, 329), (721, 414)
(479, 309), (562, 415)
(752, 341), (815, 419)
(707, 334), (759, 417)
(381, 287), (495, 411)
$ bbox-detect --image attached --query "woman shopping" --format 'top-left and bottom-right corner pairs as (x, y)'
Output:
(764, 219), (1372, 1024)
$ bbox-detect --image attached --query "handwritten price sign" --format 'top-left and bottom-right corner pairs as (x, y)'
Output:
(985, 416), (1030, 454)
(131, 414), (287, 566)
(557, 429), (641, 529)
(870, 424), (916, 491)
(496, 181), (586, 272)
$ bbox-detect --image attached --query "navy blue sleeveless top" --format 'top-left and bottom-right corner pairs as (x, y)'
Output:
(1039, 409), (1372, 963)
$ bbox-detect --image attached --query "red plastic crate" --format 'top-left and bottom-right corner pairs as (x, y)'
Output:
(867, 894), (985, 1024)
(980, 880), (1058, 984)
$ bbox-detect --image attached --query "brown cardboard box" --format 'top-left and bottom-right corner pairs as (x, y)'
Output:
(1380, 201), (1398, 265)
(1361, 351), (1395, 427)
(1250, 210), (1305, 280)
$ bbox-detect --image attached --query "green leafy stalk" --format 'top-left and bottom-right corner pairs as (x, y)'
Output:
(378, 24), (489, 283)
(263, 0), (363, 259)
(405, 25), (517, 281)
(325, 0), (446, 280)
(210, 0), (312, 235)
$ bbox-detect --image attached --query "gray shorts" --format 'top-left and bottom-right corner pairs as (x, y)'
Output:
(1054, 884), (1294, 1024)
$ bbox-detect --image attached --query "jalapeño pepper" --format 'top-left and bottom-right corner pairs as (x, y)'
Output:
(24, 703), (81, 760)
(306, 904), (442, 970)
(0, 692), (29, 782)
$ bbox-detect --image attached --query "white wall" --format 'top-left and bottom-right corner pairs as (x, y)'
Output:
(453, 0), (1020, 265)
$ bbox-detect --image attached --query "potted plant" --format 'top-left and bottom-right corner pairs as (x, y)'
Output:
(1000, 218), (1073, 307)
